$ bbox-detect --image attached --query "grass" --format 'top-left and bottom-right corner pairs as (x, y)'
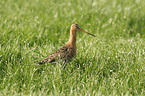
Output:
(0, 0), (145, 95)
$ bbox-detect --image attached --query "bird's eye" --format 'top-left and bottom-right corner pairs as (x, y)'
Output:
(76, 26), (79, 28)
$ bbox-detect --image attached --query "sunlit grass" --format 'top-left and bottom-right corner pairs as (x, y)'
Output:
(0, 0), (145, 95)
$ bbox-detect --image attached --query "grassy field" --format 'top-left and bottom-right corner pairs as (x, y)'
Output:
(0, 0), (145, 95)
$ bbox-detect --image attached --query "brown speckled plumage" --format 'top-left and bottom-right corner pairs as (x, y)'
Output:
(38, 24), (95, 64)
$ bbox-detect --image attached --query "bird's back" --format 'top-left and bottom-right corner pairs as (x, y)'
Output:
(38, 44), (75, 64)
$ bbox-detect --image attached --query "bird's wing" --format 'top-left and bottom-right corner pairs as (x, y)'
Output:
(38, 45), (73, 64)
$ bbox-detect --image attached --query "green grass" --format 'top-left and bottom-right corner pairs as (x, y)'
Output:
(0, 0), (145, 95)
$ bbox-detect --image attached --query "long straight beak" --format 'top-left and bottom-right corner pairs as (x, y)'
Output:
(80, 29), (96, 37)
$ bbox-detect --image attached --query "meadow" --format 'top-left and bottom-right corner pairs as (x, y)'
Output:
(0, 0), (145, 95)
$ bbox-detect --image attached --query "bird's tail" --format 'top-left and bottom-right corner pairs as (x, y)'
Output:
(38, 57), (51, 65)
(38, 61), (45, 64)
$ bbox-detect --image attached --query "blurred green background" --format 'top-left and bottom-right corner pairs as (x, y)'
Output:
(0, 0), (145, 95)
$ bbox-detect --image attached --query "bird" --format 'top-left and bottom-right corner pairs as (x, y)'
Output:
(38, 24), (95, 64)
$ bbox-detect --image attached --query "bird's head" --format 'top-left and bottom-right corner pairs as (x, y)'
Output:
(71, 24), (96, 37)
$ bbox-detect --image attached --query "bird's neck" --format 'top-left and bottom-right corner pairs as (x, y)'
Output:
(68, 29), (76, 47)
